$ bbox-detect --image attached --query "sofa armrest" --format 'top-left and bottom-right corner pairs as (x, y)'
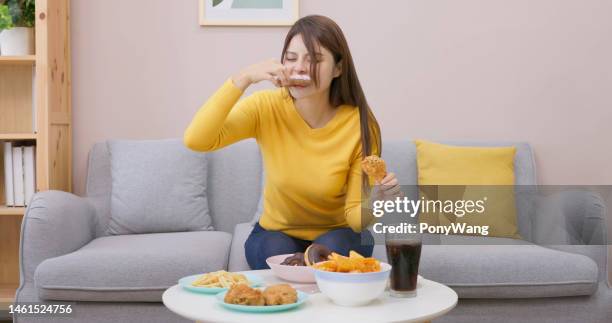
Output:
(559, 190), (607, 245)
(532, 190), (609, 283)
(19, 190), (98, 284)
(227, 222), (254, 271)
(533, 190), (607, 245)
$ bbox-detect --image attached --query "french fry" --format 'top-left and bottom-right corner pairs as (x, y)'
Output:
(191, 270), (250, 288)
(336, 256), (354, 272)
(314, 250), (381, 273)
(349, 250), (364, 259)
(313, 260), (338, 272)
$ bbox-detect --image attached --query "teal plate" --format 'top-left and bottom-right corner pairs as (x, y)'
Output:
(179, 273), (264, 294)
(216, 290), (308, 313)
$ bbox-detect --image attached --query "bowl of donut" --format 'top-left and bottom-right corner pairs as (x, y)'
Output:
(265, 244), (333, 283)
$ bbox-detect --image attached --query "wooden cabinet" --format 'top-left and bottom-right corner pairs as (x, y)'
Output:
(0, 0), (71, 311)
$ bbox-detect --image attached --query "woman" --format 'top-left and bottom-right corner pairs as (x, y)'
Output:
(184, 15), (399, 269)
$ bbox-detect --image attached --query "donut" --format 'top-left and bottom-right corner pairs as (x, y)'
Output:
(361, 155), (387, 183)
(280, 252), (306, 266)
(304, 244), (332, 266)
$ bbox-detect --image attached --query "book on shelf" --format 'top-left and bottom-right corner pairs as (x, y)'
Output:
(24, 146), (36, 205)
(2, 142), (36, 207)
(12, 146), (25, 207)
(3, 142), (14, 206)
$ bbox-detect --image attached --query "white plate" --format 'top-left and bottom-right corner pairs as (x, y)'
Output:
(178, 273), (264, 294)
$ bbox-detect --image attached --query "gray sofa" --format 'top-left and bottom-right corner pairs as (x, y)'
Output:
(16, 139), (610, 322)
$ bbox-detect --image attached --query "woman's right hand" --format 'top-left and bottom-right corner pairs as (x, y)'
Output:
(232, 59), (292, 91)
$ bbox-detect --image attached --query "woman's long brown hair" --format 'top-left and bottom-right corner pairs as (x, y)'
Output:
(280, 15), (382, 194)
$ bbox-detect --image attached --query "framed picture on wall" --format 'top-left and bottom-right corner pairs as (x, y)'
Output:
(199, 0), (299, 26)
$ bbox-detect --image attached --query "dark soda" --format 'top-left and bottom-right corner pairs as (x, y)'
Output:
(386, 240), (422, 296)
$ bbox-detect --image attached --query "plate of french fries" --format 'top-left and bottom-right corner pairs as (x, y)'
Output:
(179, 270), (264, 294)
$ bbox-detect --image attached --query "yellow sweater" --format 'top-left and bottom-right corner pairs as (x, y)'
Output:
(184, 78), (375, 240)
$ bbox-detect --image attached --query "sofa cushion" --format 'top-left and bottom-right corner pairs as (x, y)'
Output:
(250, 170), (266, 225)
(372, 235), (598, 298)
(228, 222), (254, 272)
(381, 141), (536, 241)
(206, 139), (263, 233)
(107, 139), (212, 235)
(415, 140), (521, 240)
(35, 231), (232, 302)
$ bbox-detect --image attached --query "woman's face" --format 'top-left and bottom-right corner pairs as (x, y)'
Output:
(283, 34), (341, 100)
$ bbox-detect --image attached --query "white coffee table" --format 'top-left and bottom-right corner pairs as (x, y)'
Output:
(163, 269), (458, 323)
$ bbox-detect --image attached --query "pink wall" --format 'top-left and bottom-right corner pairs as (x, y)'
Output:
(71, 0), (612, 197)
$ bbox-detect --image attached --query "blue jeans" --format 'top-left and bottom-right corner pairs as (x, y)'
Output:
(244, 222), (374, 270)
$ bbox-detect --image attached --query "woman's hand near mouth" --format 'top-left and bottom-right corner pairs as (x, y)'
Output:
(232, 59), (294, 91)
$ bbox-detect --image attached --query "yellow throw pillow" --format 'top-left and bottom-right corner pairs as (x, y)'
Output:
(415, 140), (521, 239)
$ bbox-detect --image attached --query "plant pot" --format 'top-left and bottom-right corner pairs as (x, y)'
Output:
(0, 27), (35, 56)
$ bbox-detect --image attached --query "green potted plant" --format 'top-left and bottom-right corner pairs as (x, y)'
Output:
(0, 0), (35, 56)
(0, 4), (13, 30)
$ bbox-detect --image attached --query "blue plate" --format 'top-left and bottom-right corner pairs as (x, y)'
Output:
(216, 289), (308, 313)
(179, 273), (264, 294)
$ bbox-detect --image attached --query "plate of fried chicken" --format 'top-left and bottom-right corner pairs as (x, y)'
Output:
(216, 283), (308, 313)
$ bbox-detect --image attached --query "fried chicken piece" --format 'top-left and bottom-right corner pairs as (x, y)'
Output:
(361, 155), (387, 183)
(263, 284), (298, 305)
(224, 283), (265, 306)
